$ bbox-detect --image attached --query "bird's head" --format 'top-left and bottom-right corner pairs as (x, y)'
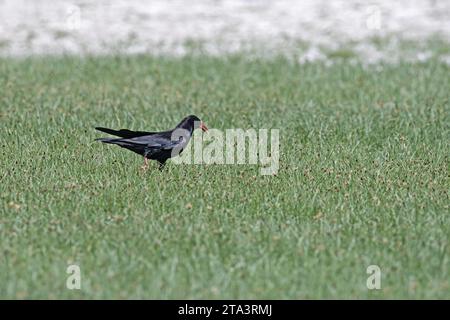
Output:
(177, 115), (208, 132)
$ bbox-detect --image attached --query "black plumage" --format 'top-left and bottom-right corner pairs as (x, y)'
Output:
(95, 115), (208, 169)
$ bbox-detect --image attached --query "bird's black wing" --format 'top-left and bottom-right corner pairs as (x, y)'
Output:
(95, 127), (157, 138)
(98, 133), (183, 150)
(124, 134), (185, 150)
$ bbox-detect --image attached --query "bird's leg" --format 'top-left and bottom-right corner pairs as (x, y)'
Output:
(140, 157), (149, 171)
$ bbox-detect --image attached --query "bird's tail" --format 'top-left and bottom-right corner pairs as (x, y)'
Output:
(95, 138), (136, 150)
(95, 137), (118, 144)
(95, 127), (155, 138)
(95, 127), (121, 136)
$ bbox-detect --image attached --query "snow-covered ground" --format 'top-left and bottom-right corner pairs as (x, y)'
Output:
(0, 0), (449, 63)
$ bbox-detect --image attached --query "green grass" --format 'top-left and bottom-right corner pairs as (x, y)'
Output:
(0, 55), (449, 299)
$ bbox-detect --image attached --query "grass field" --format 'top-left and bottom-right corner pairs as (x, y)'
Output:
(0, 55), (448, 299)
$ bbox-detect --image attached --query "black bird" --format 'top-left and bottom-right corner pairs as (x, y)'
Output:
(95, 115), (208, 170)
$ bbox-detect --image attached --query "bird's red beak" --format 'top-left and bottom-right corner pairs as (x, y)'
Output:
(200, 121), (208, 132)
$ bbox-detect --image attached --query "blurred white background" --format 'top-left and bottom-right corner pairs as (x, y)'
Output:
(0, 0), (449, 62)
